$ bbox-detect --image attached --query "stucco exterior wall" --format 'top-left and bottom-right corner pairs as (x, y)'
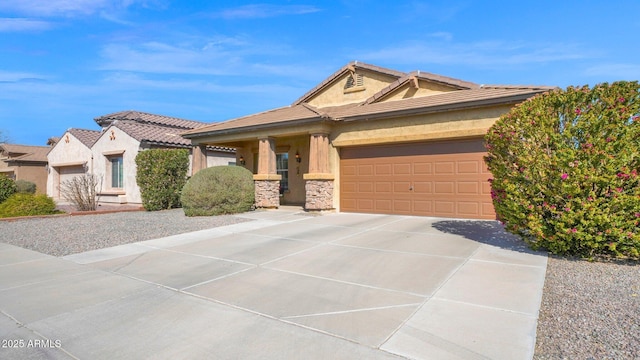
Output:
(47, 132), (94, 199)
(330, 105), (510, 147)
(206, 150), (236, 167)
(381, 81), (458, 102)
(91, 127), (142, 204)
(307, 70), (398, 108)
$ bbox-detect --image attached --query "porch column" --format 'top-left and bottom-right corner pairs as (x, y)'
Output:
(191, 145), (207, 176)
(253, 137), (281, 208)
(304, 133), (334, 211)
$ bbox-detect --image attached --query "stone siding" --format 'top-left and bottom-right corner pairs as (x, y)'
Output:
(305, 179), (334, 210)
(255, 180), (280, 208)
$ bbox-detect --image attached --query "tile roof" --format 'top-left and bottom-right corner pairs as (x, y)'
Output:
(183, 87), (554, 138)
(94, 110), (206, 130)
(0, 144), (49, 162)
(68, 128), (101, 148)
(182, 104), (330, 137)
(331, 86), (556, 121)
(112, 121), (197, 148)
(364, 71), (480, 105)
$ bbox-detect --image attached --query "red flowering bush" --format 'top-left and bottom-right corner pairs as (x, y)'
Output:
(485, 82), (640, 259)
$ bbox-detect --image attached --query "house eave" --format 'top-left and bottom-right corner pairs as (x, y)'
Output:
(336, 93), (541, 123)
(182, 117), (329, 140)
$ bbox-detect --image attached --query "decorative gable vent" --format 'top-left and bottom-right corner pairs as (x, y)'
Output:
(344, 73), (364, 90)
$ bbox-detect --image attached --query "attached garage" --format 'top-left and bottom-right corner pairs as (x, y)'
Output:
(55, 164), (86, 197)
(340, 138), (495, 219)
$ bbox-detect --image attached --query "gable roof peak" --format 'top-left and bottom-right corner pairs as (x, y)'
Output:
(292, 61), (407, 106)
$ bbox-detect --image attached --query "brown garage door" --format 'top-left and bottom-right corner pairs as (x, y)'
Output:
(340, 139), (495, 219)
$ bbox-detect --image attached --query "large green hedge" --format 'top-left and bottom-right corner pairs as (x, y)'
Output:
(0, 175), (16, 203)
(135, 149), (189, 211)
(485, 81), (640, 259)
(181, 166), (254, 216)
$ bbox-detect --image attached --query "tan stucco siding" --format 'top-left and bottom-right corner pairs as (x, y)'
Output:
(91, 127), (142, 204)
(206, 151), (236, 167)
(307, 70), (398, 108)
(380, 80), (459, 103)
(47, 132), (93, 199)
(330, 105), (510, 147)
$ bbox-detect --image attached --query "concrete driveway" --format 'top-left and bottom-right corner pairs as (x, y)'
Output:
(0, 209), (547, 359)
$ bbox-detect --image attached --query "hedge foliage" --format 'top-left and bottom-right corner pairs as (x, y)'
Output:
(181, 166), (254, 216)
(15, 179), (36, 194)
(0, 193), (59, 218)
(135, 149), (189, 211)
(0, 175), (16, 203)
(485, 81), (640, 259)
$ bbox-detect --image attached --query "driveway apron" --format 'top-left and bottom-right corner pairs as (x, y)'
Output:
(0, 209), (547, 359)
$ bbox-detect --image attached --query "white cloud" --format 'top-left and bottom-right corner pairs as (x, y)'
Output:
(0, 18), (53, 32)
(357, 40), (590, 68)
(213, 4), (321, 19)
(0, 70), (48, 82)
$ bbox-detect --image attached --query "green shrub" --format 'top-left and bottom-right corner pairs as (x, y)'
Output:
(0, 193), (60, 218)
(135, 149), (189, 211)
(181, 166), (254, 216)
(485, 81), (640, 259)
(15, 179), (36, 194)
(0, 175), (16, 203)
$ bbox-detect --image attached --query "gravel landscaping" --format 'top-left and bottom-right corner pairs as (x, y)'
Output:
(0, 208), (251, 257)
(534, 256), (640, 360)
(0, 209), (638, 358)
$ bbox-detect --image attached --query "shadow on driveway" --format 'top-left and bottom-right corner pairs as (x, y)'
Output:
(432, 220), (539, 255)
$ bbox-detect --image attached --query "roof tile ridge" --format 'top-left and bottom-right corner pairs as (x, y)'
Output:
(480, 84), (558, 90)
(300, 103), (331, 119)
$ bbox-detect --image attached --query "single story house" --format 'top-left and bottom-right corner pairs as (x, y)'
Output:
(0, 143), (50, 194)
(183, 61), (554, 219)
(47, 111), (235, 204)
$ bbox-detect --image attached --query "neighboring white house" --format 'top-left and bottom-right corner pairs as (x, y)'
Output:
(47, 110), (235, 204)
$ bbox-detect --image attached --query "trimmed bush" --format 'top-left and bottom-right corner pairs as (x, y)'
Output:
(181, 166), (254, 216)
(0, 193), (60, 218)
(0, 175), (16, 203)
(15, 179), (36, 194)
(136, 149), (189, 211)
(485, 81), (640, 259)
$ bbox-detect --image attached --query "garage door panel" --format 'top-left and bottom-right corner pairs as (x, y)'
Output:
(458, 202), (480, 216)
(340, 139), (495, 219)
(434, 182), (454, 194)
(457, 161), (480, 174)
(358, 182), (374, 193)
(375, 164), (392, 175)
(375, 182), (392, 193)
(358, 164), (374, 176)
(457, 182), (480, 194)
(413, 162), (432, 175)
(375, 199), (392, 211)
(393, 163), (411, 175)
(412, 182), (432, 194)
(435, 162), (455, 175)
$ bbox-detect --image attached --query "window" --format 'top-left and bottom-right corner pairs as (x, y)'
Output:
(110, 156), (124, 188)
(276, 153), (288, 193)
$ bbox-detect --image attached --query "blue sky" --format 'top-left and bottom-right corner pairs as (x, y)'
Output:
(1, 1), (639, 145)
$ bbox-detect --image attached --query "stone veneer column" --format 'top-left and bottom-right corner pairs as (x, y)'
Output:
(304, 133), (334, 211)
(254, 137), (281, 208)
